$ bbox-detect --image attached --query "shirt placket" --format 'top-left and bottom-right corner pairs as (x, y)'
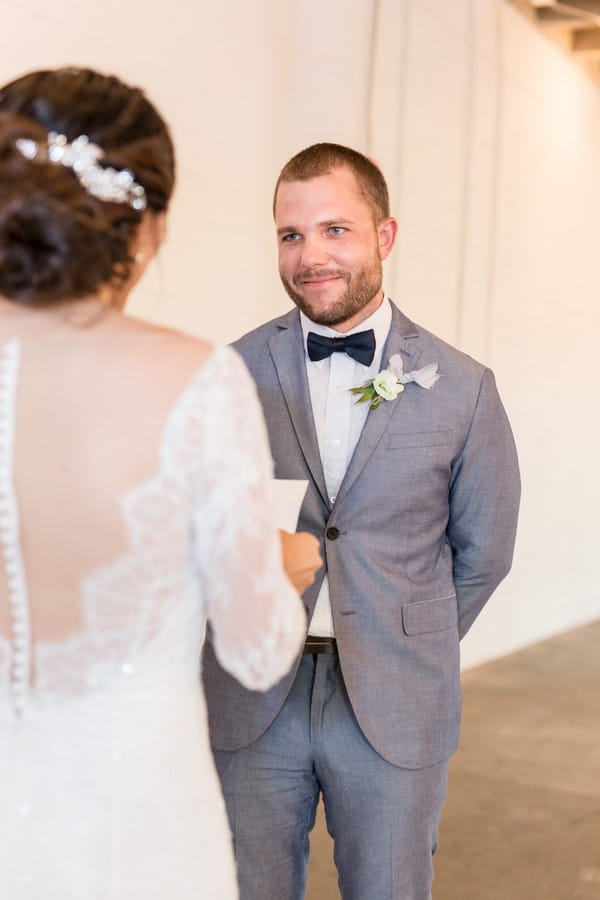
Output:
(322, 353), (353, 506)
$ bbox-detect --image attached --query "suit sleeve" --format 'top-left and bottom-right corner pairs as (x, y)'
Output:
(447, 367), (520, 638)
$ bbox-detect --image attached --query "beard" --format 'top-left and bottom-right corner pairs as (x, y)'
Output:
(280, 253), (383, 327)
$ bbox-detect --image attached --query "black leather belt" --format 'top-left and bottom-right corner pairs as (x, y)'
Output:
(303, 636), (337, 655)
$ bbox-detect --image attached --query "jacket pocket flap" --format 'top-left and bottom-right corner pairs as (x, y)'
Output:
(387, 429), (454, 450)
(402, 595), (457, 635)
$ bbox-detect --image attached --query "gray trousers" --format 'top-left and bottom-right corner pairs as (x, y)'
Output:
(213, 653), (449, 900)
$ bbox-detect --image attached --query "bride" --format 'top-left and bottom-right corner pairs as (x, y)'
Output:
(0, 67), (320, 898)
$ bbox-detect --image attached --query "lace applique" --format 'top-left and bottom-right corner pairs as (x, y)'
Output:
(150, 345), (305, 689)
(179, 349), (306, 689)
(33, 359), (220, 700)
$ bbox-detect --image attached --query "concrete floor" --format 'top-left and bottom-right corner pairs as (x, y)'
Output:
(305, 620), (600, 899)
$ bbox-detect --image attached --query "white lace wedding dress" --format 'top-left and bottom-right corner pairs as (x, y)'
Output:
(0, 338), (305, 899)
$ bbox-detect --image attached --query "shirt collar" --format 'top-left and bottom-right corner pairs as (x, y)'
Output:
(300, 295), (392, 370)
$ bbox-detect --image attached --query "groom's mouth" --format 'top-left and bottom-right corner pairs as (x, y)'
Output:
(296, 271), (344, 288)
(302, 278), (340, 288)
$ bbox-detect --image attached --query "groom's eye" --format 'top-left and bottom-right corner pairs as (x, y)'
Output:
(281, 232), (302, 243)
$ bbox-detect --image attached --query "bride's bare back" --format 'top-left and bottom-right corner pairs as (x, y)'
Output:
(0, 307), (213, 645)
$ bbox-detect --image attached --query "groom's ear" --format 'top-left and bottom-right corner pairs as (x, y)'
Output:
(377, 217), (398, 261)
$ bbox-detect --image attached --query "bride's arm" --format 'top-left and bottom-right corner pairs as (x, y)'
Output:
(191, 348), (317, 691)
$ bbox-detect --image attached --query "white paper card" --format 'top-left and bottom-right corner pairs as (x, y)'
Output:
(271, 479), (309, 531)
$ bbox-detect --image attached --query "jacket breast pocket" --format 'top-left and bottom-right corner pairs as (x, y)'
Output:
(402, 595), (458, 636)
(387, 429), (454, 450)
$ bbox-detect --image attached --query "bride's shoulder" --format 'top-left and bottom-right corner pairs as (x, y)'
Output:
(126, 319), (251, 385)
(120, 316), (221, 377)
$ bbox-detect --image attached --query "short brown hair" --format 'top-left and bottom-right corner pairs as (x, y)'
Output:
(273, 142), (390, 222)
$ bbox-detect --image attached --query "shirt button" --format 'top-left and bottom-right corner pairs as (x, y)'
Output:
(326, 527), (340, 541)
(332, 438), (341, 447)
(330, 496), (336, 504)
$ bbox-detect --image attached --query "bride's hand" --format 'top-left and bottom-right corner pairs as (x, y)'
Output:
(279, 530), (322, 594)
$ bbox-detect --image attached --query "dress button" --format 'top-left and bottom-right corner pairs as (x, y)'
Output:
(326, 526), (340, 541)
(12, 633), (26, 650)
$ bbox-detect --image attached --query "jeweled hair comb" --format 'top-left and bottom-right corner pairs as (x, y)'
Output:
(15, 132), (147, 211)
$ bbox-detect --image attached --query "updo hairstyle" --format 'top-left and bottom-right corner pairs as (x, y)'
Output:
(0, 67), (175, 305)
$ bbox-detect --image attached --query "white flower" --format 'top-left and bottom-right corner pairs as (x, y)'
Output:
(350, 355), (440, 410)
(373, 369), (404, 401)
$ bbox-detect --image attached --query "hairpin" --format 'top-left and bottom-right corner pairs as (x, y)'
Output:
(15, 132), (147, 211)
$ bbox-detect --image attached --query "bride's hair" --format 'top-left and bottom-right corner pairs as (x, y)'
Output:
(0, 67), (175, 305)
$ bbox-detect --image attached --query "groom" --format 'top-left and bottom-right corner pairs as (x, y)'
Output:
(202, 143), (520, 899)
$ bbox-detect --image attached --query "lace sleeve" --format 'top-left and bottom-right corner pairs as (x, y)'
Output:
(171, 347), (306, 691)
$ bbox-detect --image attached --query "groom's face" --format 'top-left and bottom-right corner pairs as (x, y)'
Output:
(275, 165), (396, 334)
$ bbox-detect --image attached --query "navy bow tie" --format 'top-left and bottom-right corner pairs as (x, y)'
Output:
(306, 329), (376, 366)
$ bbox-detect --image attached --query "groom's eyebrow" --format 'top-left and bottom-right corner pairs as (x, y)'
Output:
(276, 218), (351, 235)
(319, 218), (351, 227)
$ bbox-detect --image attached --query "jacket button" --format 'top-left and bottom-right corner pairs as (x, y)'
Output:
(326, 526), (340, 541)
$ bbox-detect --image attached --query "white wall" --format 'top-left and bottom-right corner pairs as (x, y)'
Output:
(2, 0), (599, 667)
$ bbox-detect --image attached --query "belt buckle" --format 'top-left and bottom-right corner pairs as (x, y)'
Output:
(303, 636), (337, 655)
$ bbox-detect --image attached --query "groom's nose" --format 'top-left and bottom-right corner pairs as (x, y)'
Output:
(299, 233), (329, 269)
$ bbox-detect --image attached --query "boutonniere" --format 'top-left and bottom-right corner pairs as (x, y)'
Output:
(349, 353), (440, 410)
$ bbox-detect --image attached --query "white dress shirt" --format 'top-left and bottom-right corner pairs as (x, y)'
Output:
(300, 296), (392, 637)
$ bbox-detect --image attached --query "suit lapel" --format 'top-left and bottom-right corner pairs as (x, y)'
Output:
(267, 313), (330, 507)
(335, 304), (422, 506)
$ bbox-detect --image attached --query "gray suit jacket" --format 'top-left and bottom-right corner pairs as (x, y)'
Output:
(202, 302), (520, 768)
